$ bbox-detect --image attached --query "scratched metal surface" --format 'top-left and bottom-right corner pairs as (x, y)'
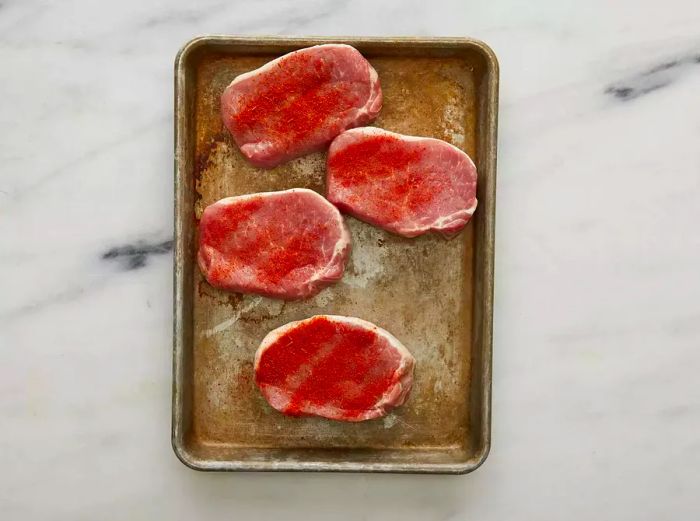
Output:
(173, 37), (498, 473)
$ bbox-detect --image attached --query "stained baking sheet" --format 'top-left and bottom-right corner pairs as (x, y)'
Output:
(173, 36), (498, 473)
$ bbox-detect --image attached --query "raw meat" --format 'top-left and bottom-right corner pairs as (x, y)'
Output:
(327, 127), (478, 238)
(221, 44), (383, 168)
(197, 189), (351, 299)
(254, 315), (415, 422)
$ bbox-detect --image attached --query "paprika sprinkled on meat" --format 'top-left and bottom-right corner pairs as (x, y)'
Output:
(327, 128), (478, 238)
(326, 134), (431, 218)
(234, 54), (358, 144)
(221, 44), (383, 168)
(199, 198), (264, 246)
(254, 315), (415, 422)
(197, 189), (351, 299)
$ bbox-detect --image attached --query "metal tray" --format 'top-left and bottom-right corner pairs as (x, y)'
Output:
(173, 36), (498, 473)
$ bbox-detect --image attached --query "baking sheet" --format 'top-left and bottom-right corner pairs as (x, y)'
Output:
(173, 36), (498, 473)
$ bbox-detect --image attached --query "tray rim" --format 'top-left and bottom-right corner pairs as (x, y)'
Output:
(172, 35), (499, 474)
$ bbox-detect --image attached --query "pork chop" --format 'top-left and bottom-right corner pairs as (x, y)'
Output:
(197, 189), (351, 299)
(221, 44), (383, 168)
(327, 127), (478, 238)
(254, 315), (415, 422)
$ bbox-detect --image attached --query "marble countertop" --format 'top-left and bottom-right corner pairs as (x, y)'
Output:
(2, 0), (699, 519)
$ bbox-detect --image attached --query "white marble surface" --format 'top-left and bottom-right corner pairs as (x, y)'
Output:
(2, 0), (700, 518)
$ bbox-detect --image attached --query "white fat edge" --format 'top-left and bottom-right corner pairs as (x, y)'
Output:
(225, 44), (361, 88)
(374, 358), (415, 414)
(305, 202), (351, 286)
(392, 205), (475, 237)
(367, 58), (379, 83)
(365, 61), (382, 105)
(205, 187), (325, 211)
(336, 127), (477, 169)
(429, 202), (478, 229)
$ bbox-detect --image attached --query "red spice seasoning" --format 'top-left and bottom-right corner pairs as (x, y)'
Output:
(328, 135), (433, 218)
(200, 196), (330, 286)
(256, 317), (401, 416)
(233, 53), (360, 147)
(260, 222), (330, 284)
(200, 197), (264, 246)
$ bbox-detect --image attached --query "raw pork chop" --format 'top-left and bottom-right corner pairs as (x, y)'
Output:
(254, 315), (415, 422)
(221, 44), (383, 168)
(198, 189), (350, 299)
(327, 128), (478, 238)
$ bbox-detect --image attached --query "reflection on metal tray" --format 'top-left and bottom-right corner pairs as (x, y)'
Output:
(173, 36), (498, 473)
